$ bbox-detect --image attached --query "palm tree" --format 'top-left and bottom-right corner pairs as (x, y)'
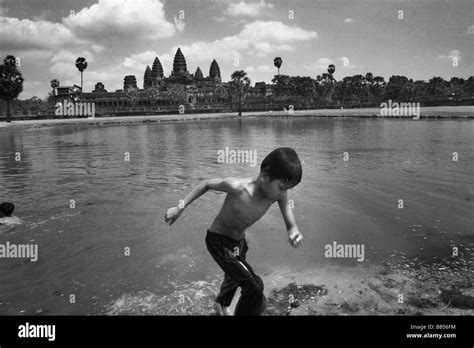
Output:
(0, 55), (24, 123)
(327, 64), (335, 75)
(327, 65), (336, 103)
(365, 72), (373, 103)
(50, 79), (59, 96)
(230, 70), (251, 116)
(75, 57), (88, 92)
(273, 57), (282, 75)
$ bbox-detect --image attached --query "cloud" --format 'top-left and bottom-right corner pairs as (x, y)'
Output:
(11, 2), (319, 97)
(63, 0), (176, 43)
(339, 56), (356, 68)
(19, 50), (55, 63)
(226, 0), (274, 17)
(122, 51), (173, 75)
(8, 50), (54, 87)
(437, 50), (461, 63)
(174, 17), (186, 34)
(49, 50), (97, 86)
(0, 17), (78, 51)
(305, 56), (356, 73)
(344, 18), (354, 23)
(305, 58), (333, 72)
(15, 50), (54, 70)
(448, 50), (461, 60)
(161, 20), (317, 65)
(169, 40), (244, 65)
(91, 44), (105, 53)
(240, 20), (317, 44)
(245, 65), (272, 73)
(49, 53), (127, 92)
(0, 0), (176, 53)
(31, 10), (55, 22)
(250, 42), (293, 57)
(467, 25), (474, 35)
(122, 20), (317, 83)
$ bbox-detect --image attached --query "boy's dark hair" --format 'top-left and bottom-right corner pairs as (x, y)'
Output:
(260, 147), (302, 186)
(0, 202), (15, 216)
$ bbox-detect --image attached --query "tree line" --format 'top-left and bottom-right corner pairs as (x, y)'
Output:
(1, 53), (473, 121)
(270, 73), (474, 108)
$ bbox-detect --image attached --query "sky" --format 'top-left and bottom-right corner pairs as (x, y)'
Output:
(0, 0), (472, 99)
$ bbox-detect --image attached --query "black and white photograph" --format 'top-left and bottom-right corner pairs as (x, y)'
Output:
(0, 0), (473, 345)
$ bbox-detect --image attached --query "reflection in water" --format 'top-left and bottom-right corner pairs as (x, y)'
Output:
(0, 118), (472, 315)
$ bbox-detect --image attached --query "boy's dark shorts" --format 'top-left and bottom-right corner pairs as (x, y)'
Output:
(205, 230), (266, 315)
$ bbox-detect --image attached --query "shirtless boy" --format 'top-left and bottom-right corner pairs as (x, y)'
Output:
(165, 147), (303, 315)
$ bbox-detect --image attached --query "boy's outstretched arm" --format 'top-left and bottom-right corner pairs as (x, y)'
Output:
(278, 192), (303, 248)
(164, 177), (240, 225)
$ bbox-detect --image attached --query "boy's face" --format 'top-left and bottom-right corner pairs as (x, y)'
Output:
(261, 175), (295, 200)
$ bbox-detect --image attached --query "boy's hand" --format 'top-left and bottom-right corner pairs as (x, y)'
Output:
(164, 206), (183, 225)
(288, 227), (303, 248)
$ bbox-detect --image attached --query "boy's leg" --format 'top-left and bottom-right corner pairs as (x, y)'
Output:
(206, 232), (240, 308)
(205, 232), (266, 316)
(214, 237), (251, 307)
(215, 273), (239, 307)
(232, 242), (266, 316)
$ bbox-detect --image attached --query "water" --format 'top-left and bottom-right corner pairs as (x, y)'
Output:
(0, 117), (472, 315)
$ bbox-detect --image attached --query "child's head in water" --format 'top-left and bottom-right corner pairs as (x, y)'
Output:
(258, 147), (302, 200)
(0, 202), (15, 218)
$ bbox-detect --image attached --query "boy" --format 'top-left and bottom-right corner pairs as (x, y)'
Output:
(0, 202), (21, 225)
(164, 147), (303, 315)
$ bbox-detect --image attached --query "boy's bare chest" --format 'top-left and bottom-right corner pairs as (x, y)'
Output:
(226, 194), (273, 221)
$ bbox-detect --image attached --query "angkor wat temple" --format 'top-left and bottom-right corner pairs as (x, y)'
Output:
(77, 48), (237, 115)
(141, 47), (222, 88)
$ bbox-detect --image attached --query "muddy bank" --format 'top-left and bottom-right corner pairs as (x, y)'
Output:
(261, 255), (473, 316)
(102, 254), (472, 316)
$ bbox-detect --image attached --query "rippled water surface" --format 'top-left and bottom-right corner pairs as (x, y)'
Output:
(0, 117), (472, 314)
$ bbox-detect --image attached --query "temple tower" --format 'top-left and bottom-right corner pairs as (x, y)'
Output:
(123, 75), (137, 91)
(152, 57), (164, 84)
(195, 67), (203, 80)
(209, 59), (221, 82)
(172, 48), (188, 76)
(144, 66), (153, 89)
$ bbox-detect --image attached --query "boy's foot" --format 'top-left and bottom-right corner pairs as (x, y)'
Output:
(212, 302), (231, 316)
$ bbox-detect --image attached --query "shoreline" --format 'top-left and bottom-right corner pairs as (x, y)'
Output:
(105, 256), (473, 316)
(1, 106), (473, 128)
(259, 256), (473, 316)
